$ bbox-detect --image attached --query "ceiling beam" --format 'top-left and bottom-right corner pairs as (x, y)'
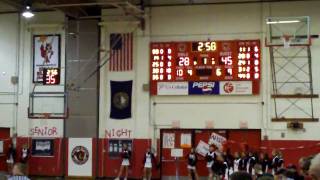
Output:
(0, 0), (23, 10)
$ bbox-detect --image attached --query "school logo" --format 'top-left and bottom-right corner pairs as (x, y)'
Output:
(223, 82), (234, 93)
(71, 146), (89, 165)
(113, 92), (129, 110)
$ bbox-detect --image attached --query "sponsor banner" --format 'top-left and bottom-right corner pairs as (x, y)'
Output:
(219, 81), (252, 95)
(68, 138), (92, 177)
(188, 81), (219, 95)
(157, 82), (188, 95)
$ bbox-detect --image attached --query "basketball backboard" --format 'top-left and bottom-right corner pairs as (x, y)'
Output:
(266, 16), (310, 47)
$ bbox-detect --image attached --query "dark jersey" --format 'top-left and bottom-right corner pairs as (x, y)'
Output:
(187, 153), (197, 166)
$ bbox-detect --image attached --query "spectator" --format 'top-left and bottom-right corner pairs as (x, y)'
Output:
(8, 163), (30, 180)
(309, 153), (320, 180)
(230, 171), (252, 180)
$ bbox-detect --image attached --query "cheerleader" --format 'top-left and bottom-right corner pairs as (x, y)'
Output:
(206, 144), (217, 180)
(259, 152), (270, 173)
(6, 143), (16, 172)
(187, 148), (199, 180)
(271, 149), (284, 175)
(233, 152), (241, 172)
(142, 148), (156, 180)
(20, 144), (30, 164)
(222, 149), (233, 179)
(247, 152), (256, 175)
(115, 144), (131, 180)
(238, 151), (248, 171)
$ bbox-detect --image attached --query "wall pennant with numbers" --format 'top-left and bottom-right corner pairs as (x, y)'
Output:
(110, 80), (132, 119)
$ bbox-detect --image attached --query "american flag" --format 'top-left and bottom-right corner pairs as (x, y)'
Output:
(109, 33), (133, 71)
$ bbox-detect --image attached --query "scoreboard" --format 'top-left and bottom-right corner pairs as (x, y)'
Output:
(150, 40), (261, 95)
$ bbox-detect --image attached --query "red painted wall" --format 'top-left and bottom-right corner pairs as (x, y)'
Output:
(16, 137), (64, 176)
(0, 128), (10, 172)
(98, 138), (159, 179)
(4, 135), (318, 178)
(261, 140), (320, 167)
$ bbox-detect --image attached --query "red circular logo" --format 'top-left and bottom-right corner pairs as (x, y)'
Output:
(223, 82), (234, 93)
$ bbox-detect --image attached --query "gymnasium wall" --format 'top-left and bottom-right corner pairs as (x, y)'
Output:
(100, 1), (320, 141)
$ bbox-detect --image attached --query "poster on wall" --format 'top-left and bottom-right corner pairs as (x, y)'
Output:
(110, 80), (132, 119)
(108, 139), (133, 158)
(33, 34), (60, 83)
(31, 139), (54, 156)
(180, 133), (192, 148)
(0, 140), (3, 153)
(68, 138), (92, 177)
(163, 133), (175, 149)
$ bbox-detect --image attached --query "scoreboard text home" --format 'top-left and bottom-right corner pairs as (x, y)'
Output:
(150, 40), (261, 95)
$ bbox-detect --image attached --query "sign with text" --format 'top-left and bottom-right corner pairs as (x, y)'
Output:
(208, 132), (227, 150)
(29, 120), (63, 138)
(157, 82), (188, 95)
(105, 128), (132, 139)
(189, 81), (219, 95)
(150, 40), (260, 95)
(220, 81), (252, 95)
(163, 133), (175, 149)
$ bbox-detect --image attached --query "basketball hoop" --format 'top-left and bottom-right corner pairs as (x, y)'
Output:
(43, 113), (51, 119)
(282, 35), (292, 48)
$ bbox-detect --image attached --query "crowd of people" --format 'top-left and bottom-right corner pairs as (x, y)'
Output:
(113, 144), (320, 180)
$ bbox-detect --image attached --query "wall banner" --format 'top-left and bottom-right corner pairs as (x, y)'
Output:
(68, 138), (92, 177)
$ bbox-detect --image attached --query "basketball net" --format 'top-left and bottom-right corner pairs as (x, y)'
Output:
(282, 35), (292, 49)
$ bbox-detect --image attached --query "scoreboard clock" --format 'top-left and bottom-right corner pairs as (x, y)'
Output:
(150, 40), (261, 95)
(42, 68), (60, 85)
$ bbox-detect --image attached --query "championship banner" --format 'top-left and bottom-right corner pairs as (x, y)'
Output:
(33, 35), (60, 83)
(110, 80), (132, 119)
(31, 139), (54, 156)
(68, 138), (92, 177)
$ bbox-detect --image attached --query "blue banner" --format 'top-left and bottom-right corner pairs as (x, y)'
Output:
(188, 81), (219, 95)
(110, 80), (132, 119)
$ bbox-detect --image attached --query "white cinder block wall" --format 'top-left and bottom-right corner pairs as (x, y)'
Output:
(0, 1), (320, 144)
(0, 11), (65, 138)
(100, 1), (320, 143)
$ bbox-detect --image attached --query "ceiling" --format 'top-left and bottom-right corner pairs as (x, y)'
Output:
(0, 0), (317, 18)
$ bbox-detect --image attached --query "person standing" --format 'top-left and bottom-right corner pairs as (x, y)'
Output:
(187, 148), (199, 180)
(115, 144), (131, 180)
(6, 143), (16, 173)
(142, 148), (157, 180)
(206, 145), (217, 180)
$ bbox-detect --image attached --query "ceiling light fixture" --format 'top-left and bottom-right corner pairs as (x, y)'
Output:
(22, 5), (34, 18)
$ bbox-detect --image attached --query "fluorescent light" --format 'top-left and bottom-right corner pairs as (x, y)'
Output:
(22, 6), (34, 18)
(266, 20), (301, 24)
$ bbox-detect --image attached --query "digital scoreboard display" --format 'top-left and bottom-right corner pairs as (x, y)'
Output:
(42, 68), (60, 85)
(150, 40), (261, 95)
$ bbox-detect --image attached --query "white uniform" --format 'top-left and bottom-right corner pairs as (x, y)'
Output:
(144, 153), (153, 168)
(233, 158), (241, 172)
(121, 150), (130, 166)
